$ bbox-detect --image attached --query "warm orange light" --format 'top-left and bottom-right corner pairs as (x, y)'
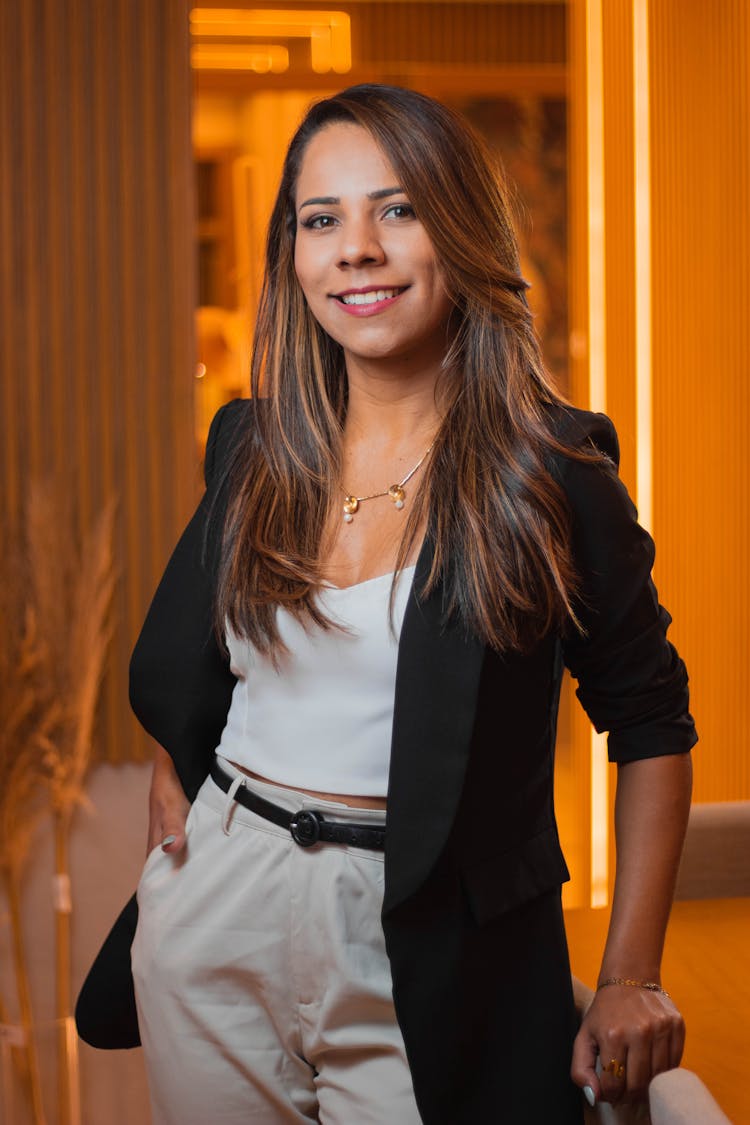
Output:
(190, 8), (352, 74)
(633, 0), (653, 536)
(191, 43), (289, 73)
(585, 0), (608, 910)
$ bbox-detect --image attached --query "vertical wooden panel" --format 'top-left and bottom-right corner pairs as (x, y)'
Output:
(556, 0), (593, 908)
(564, 0), (750, 899)
(352, 1), (566, 68)
(602, 0), (637, 491)
(0, 0), (196, 764)
(599, 0), (638, 899)
(650, 0), (750, 801)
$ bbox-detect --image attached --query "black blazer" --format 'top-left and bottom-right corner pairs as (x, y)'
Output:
(76, 399), (696, 1124)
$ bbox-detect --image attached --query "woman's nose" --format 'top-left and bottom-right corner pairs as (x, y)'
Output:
(337, 221), (385, 268)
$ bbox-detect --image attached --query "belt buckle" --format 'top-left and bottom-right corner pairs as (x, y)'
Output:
(290, 809), (323, 847)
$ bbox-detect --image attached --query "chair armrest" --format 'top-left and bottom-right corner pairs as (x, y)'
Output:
(649, 1069), (732, 1124)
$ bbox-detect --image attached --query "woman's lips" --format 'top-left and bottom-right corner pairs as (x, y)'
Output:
(332, 286), (408, 316)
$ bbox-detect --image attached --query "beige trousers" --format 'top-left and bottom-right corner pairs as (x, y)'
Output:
(132, 762), (422, 1125)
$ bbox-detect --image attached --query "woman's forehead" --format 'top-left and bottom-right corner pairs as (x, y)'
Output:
(295, 124), (398, 203)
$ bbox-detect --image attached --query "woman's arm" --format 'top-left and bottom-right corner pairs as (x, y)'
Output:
(553, 410), (696, 1103)
(130, 399), (249, 802)
(570, 751), (693, 1104)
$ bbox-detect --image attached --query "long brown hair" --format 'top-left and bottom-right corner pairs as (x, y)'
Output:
(217, 84), (595, 654)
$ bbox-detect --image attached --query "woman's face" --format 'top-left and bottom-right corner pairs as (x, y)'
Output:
(293, 122), (454, 379)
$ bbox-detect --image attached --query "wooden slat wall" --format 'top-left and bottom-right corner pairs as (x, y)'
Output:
(569, 0), (750, 804)
(0, 0), (197, 764)
(557, 0), (593, 907)
(565, 0), (750, 902)
(351, 1), (566, 67)
(649, 0), (750, 801)
(598, 0), (638, 901)
(601, 0), (636, 489)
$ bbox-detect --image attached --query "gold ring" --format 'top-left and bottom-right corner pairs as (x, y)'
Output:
(603, 1058), (626, 1080)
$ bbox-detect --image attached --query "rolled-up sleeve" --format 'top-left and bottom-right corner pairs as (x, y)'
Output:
(560, 412), (697, 763)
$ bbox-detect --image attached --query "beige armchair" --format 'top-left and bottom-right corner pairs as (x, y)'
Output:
(674, 801), (750, 900)
(581, 1071), (732, 1124)
(648, 1069), (732, 1124)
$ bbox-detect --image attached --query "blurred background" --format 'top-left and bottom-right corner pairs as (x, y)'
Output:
(0, 1), (748, 1122)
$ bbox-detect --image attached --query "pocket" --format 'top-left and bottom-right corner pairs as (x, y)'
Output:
(136, 840), (170, 896)
(136, 802), (198, 901)
(459, 825), (570, 925)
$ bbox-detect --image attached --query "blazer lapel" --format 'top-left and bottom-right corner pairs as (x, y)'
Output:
(383, 537), (485, 914)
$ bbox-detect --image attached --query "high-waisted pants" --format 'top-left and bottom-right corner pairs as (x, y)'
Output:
(131, 761), (423, 1125)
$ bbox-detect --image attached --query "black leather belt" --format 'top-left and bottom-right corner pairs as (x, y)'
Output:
(209, 761), (387, 851)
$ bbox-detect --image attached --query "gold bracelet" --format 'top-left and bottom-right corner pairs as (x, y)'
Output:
(598, 976), (670, 998)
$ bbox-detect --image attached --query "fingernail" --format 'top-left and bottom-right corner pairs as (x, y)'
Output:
(161, 834), (176, 848)
(583, 1086), (596, 1108)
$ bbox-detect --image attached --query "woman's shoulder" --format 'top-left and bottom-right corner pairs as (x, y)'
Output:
(542, 401), (620, 467)
(204, 397), (256, 487)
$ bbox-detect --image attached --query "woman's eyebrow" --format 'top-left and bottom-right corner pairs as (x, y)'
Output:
(368, 186), (404, 200)
(297, 186), (404, 209)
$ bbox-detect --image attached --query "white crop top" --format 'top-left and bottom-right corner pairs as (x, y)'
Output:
(216, 566), (416, 797)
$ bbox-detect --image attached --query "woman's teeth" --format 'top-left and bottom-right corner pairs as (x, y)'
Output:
(340, 288), (402, 305)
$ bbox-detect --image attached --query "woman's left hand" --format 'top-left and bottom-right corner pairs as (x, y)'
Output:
(571, 982), (685, 1104)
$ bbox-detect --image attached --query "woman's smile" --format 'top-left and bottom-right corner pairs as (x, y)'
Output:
(333, 285), (409, 315)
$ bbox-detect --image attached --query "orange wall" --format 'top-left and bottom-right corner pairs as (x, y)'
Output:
(568, 0), (750, 805)
(649, 0), (750, 801)
(562, 0), (749, 906)
(0, 0), (197, 765)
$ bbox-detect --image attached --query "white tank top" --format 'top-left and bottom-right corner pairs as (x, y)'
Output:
(216, 566), (416, 797)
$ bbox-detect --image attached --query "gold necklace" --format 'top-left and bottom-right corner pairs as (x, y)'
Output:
(342, 441), (435, 523)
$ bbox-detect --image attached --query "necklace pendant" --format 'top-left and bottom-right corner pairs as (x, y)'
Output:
(388, 484), (406, 510)
(341, 440), (433, 523)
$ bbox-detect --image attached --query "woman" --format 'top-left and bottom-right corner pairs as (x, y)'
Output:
(76, 85), (696, 1124)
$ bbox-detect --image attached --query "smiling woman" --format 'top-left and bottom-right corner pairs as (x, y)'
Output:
(77, 84), (696, 1125)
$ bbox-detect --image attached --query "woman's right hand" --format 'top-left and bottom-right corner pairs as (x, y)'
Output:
(147, 744), (190, 856)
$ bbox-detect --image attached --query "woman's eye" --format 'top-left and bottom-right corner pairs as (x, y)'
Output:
(300, 214), (336, 230)
(384, 203), (415, 220)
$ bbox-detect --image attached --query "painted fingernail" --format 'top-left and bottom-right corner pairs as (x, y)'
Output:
(583, 1086), (596, 1107)
(161, 834), (176, 848)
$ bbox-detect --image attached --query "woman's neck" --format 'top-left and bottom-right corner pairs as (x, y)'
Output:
(343, 361), (446, 448)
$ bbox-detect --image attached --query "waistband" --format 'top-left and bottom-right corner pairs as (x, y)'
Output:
(209, 758), (387, 851)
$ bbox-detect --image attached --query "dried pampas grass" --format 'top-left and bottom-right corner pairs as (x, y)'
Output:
(0, 569), (57, 1125)
(25, 484), (117, 818)
(0, 481), (117, 1125)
